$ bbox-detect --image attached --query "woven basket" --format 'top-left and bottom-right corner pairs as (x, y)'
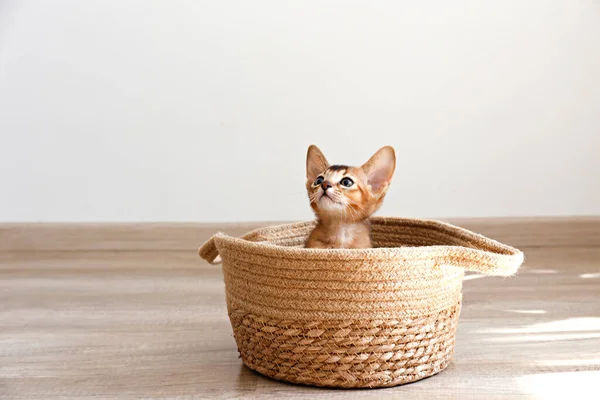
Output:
(198, 217), (524, 388)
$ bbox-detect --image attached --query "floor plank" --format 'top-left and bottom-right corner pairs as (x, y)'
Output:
(2, 216), (599, 252)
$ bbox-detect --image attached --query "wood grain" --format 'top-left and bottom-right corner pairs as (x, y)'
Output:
(1, 219), (599, 399)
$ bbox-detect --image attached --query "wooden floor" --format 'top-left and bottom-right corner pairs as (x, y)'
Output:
(1, 218), (599, 399)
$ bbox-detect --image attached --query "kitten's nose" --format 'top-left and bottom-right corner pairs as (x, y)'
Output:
(321, 181), (332, 191)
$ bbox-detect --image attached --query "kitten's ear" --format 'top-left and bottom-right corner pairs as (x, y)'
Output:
(361, 146), (396, 195)
(306, 145), (329, 182)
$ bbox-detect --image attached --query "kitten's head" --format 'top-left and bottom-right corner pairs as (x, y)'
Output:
(305, 145), (396, 222)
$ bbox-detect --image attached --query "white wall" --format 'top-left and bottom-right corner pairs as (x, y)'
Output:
(1, 0), (599, 222)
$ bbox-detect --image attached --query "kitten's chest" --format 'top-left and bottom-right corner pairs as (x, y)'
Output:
(337, 227), (354, 247)
(307, 221), (371, 249)
(335, 224), (369, 248)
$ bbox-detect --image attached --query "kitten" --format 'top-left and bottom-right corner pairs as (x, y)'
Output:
(305, 145), (396, 249)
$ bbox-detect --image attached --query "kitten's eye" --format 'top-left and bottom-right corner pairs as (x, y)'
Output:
(314, 176), (324, 186)
(340, 177), (354, 187)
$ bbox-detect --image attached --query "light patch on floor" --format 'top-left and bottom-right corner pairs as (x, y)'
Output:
(506, 309), (548, 314)
(463, 273), (486, 281)
(580, 272), (600, 279)
(517, 371), (600, 399)
(480, 317), (600, 334)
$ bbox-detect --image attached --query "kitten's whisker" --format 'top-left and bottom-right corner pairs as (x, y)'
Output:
(348, 206), (359, 221)
(308, 191), (320, 204)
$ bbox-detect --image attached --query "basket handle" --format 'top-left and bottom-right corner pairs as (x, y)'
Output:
(437, 247), (524, 277)
(198, 236), (222, 265)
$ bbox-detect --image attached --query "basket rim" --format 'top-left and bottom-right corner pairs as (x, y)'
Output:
(204, 216), (524, 276)
(216, 216), (520, 255)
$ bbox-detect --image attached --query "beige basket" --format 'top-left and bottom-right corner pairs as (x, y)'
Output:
(198, 217), (524, 388)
